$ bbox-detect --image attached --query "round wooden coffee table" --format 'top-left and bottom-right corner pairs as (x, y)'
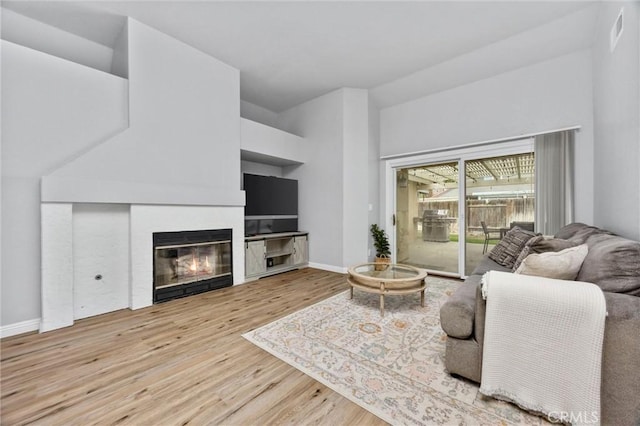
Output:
(347, 263), (428, 317)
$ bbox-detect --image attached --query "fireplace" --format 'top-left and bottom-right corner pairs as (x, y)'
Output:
(153, 229), (233, 303)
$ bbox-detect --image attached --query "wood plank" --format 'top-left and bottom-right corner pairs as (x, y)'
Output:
(1, 268), (386, 425)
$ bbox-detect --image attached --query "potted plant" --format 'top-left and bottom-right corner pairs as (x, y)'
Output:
(370, 224), (391, 270)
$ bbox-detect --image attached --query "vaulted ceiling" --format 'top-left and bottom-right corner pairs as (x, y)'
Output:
(2, 1), (599, 112)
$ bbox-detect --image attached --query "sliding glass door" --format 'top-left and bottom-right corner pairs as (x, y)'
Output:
(389, 139), (534, 277)
(464, 153), (535, 275)
(395, 162), (460, 274)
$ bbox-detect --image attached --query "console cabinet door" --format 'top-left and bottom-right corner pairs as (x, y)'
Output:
(293, 235), (308, 265)
(246, 241), (266, 276)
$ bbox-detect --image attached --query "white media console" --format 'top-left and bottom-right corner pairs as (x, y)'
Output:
(244, 232), (308, 280)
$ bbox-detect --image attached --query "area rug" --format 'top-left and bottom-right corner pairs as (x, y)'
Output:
(243, 276), (547, 425)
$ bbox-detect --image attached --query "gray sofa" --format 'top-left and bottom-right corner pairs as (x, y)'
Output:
(440, 223), (640, 425)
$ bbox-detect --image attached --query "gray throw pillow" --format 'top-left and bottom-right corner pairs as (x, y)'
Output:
(488, 226), (538, 269)
(512, 237), (581, 271)
(576, 234), (640, 296)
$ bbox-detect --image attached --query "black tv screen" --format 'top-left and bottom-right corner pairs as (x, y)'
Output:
(244, 174), (298, 216)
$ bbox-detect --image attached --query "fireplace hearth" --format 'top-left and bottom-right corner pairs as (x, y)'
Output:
(153, 229), (233, 303)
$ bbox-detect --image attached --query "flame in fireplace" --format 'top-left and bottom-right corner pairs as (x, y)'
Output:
(190, 257), (197, 272)
(204, 256), (210, 269)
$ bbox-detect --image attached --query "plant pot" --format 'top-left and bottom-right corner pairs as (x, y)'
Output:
(374, 255), (391, 271)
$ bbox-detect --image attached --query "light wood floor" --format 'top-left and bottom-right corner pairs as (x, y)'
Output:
(1, 268), (387, 426)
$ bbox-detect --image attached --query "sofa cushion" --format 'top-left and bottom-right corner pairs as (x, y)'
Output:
(512, 237), (581, 271)
(488, 226), (538, 269)
(514, 244), (588, 280)
(577, 234), (640, 296)
(472, 256), (512, 276)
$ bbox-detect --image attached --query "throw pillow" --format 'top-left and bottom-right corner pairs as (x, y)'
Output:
(488, 226), (539, 269)
(511, 237), (581, 271)
(575, 234), (640, 296)
(514, 244), (589, 280)
(511, 235), (543, 271)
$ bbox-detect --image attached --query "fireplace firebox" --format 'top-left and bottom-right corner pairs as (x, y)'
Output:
(153, 229), (233, 303)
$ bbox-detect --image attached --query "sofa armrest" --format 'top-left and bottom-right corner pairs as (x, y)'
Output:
(474, 278), (488, 355)
(440, 276), (479, 339)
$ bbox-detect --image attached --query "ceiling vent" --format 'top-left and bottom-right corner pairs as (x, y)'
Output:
(610, 8), (624, 52)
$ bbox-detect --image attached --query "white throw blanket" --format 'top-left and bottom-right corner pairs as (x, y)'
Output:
(480, 271), (606, 425)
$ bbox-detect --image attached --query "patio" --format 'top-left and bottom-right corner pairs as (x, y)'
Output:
(401, 235), (494, 277)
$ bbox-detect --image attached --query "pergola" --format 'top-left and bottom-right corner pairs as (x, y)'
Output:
(406, 153), (535, 191)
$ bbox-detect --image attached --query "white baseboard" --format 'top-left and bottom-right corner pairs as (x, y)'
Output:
(309, 262), (348, 274)
(1, 318), (41, 338)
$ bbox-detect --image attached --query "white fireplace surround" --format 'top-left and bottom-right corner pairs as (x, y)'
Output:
(41, 203), (245, 332)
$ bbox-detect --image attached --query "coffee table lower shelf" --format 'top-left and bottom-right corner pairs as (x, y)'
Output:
(347, 278), (427, 317)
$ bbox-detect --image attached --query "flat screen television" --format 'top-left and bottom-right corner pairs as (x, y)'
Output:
(244, 174), (298, 235)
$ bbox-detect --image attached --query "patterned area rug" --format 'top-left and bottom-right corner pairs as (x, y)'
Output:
(243, 276), (547, 425)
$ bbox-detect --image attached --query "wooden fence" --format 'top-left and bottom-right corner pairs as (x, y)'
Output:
(419, 199), (535, 235)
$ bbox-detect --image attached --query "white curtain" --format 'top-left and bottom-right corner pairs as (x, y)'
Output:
(534, 130), (574, 235)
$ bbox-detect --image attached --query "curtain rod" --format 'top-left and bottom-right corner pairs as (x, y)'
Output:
(380, 125), (582, 161)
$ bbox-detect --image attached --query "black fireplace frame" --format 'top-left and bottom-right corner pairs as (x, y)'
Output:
(152, 228), (233, 303)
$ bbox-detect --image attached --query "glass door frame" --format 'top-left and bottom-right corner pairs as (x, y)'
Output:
(383, 138), (534, 278)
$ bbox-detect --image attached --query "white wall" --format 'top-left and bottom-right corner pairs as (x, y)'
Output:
(342, 89), (370, 267)
(592, 1), (640, 240)
(1, 8), (115, 74)
(277, 88), (373, 271)
(2, 179), (43, 327)
(240, 100), (280, 129)
(370, 4), (598, 109)
(0, 52), (2, 335)
(278, 90), (345, 270)
(380, 49), (595, 225)
(111, 21), (128, 79)
(47, 19), (242, 204)
(1, 41), (128, 327)
(368, 98), (381, 260)
(1, 41), (129, 179)
(40, 203), (73, 332)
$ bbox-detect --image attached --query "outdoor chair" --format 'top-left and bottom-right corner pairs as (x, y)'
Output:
(481, 221), (502, 254)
